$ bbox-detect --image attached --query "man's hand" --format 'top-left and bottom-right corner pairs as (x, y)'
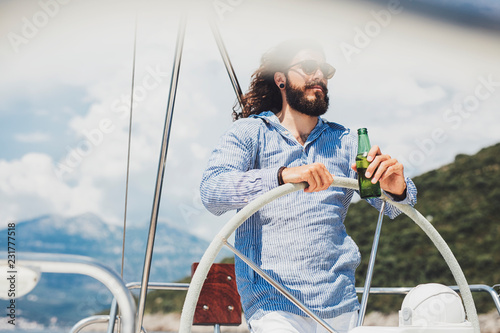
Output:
(351, 145), (406, 197)
(281, 163), (333, 193)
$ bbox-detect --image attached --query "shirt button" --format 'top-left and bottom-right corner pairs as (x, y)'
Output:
(244, 198), (248, 203)
(283, 131), (289, 135)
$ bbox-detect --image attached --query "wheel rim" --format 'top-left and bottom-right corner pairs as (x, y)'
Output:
(179, 177), (479, 333)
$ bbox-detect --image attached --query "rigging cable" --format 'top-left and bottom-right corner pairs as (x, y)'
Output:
(121, 12), (138, 281)
(208, 15), (245, 120)
(135, 12), (187, 333)
(107, 11), (139, 333)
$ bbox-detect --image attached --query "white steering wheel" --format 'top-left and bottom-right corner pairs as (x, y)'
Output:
(179, 177), (479, 333)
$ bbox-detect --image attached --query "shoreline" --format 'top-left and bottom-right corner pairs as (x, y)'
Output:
(3, 310), (497, 332)
(74, 310), (500, 333)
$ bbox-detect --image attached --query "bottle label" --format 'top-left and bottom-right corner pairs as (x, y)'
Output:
(356, 154), (381, 199)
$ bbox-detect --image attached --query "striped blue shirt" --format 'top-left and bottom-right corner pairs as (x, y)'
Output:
(200, 111), (417, 322)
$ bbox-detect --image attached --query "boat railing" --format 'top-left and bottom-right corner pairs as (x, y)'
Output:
(355, 285), (500, 315)
(69, 282), (499, 333)
(3, 253), (136, 333)
(70, 282), (190, 333)
(70, 282), (191, 333)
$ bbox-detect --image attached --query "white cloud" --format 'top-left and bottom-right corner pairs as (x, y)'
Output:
(190, 142), (210, 161)
(0, 153), (102, 224)
(14, 131), (50, 143)
(1, 0), (500, 240)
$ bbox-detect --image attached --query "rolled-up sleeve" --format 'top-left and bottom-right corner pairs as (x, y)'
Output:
(200, 120), (279, 216)
(366, 177), (418, 219)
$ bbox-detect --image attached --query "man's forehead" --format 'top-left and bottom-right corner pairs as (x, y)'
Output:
(290, 49), (325, 63)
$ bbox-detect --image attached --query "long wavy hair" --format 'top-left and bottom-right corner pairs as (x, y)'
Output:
(233, 39), (325, 120)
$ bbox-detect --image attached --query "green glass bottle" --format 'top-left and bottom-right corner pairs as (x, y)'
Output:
(356, 128), (381, 199)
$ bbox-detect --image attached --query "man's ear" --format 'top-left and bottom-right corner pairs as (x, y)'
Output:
(274, 72), (286, 89)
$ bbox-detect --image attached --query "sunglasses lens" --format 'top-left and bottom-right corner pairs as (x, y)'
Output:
(301, 60), (318, 75)
(302, 61), (336, 78)
(290, 60), (336, 79)
(321, 64), (336, 79)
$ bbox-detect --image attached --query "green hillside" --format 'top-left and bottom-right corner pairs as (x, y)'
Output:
(349, 142), (500, 313)
(145, 143), (500, 314)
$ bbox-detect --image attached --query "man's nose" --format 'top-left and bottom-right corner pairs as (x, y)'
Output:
(311, 67), (325, 80)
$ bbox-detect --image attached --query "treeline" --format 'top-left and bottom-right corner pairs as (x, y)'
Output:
(350, 142), (500, 313)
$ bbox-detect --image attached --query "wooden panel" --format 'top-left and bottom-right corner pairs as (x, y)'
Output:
(191, 263), (242, 326)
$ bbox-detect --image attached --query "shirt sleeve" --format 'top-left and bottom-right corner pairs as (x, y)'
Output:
(365, 177), (418, 219)
(200, 120), (280, 216)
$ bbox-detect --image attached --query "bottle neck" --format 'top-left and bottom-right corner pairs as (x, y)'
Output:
(357, 133), (371, 155)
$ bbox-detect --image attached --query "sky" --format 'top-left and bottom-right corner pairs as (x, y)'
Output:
(1, 0), (500, 244)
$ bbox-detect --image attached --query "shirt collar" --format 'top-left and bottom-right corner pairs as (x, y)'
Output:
(250, 111), (329, 146)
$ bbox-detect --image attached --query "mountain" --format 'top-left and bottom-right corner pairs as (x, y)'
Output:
(347, 142), (500, 313)
(0, 214), (209, 327)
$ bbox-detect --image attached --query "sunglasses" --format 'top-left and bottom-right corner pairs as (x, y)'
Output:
(287, 60), (336, 79)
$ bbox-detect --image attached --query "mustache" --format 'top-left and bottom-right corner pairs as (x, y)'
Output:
(305, 80), (328, 93)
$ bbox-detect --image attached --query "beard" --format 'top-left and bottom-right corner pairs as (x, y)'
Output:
(285, 80), (329, 117)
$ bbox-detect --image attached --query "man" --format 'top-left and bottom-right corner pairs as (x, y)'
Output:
(200, 39), (417, 333)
